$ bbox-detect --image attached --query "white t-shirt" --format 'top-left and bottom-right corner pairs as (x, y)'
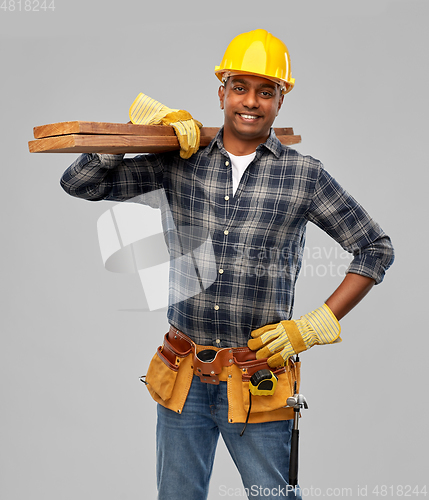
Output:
(227, 151), (256, 195)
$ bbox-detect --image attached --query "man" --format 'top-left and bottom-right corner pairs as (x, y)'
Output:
(60, 29), (394, 499)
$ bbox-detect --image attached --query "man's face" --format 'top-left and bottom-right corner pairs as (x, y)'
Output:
(218, 74), (284, 152)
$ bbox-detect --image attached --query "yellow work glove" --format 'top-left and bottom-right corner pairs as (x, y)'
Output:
(129, 92), (202, 159)
(248, 304), (341, 368)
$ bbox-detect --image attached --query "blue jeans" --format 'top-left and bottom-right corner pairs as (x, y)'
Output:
(156, 375), (302, 499)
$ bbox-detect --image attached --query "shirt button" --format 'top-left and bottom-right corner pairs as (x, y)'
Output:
(215, 339), (221, 344)
(225, 195), (230, 201)
(224, 230), (229, 235)
(225, 161), (230, 166)
(214, 305), (220, 311)
(219, 269), (224, 274)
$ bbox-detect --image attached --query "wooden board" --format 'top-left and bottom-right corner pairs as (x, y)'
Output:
(32, 121), (295, 140)
(29, 121), (301, 154)
(29, 134), (183, 154)
(29, 133), (302, 154)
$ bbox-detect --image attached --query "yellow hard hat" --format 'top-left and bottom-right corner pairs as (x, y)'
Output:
(214, 29), (295, 94)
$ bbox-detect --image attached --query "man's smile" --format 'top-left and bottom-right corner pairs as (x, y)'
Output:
(238, 113), (261, 121)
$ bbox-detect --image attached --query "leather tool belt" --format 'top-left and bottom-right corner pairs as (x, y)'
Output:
(162, 326), (286, 385)
(143, 325), (301, 423)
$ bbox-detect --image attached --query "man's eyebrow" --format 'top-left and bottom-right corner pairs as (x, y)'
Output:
(229, 78), (248, 86)
(230, 78), (277, 90)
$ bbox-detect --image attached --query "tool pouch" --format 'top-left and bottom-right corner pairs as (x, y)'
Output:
(241, 360), (300, 414)
(226, 354), (301, 423)
(144, 332), (194, 414)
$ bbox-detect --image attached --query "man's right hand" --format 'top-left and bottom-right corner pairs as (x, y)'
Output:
(129, 93), (202, 159)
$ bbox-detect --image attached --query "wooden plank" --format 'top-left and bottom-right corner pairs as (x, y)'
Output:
(33, 121), (294, 139)
(29, 133), (301, 154)
(33, 121), (175, 139)
(29, 135), (180, 154)
(274, 127), (294, 136)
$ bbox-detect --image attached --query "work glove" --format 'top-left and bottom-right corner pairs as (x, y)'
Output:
(248, 304), (341, 368)
(129, 92), (202, 159)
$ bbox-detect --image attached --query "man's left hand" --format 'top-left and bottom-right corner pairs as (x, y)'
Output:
(248, 304), (341, 368)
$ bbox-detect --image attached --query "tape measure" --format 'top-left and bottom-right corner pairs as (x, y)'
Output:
(240, 369), (278, 436)
(249, 369), (278, 396)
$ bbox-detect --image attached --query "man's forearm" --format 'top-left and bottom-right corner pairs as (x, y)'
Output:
(325, 273), (375, 321)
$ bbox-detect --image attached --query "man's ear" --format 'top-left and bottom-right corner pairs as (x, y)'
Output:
(218, 85), (225, 110)
(277, 94), (284, 115)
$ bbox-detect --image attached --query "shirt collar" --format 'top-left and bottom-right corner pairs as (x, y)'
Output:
(206, 127), (283, 159)
(261, 128), (283, 158)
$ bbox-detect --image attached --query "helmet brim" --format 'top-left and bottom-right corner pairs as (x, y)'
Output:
(214, 68), (294, 95)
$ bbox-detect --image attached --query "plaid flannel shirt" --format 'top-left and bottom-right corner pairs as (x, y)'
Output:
(60, 128), (394, 347)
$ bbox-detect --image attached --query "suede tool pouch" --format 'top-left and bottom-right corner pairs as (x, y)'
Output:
(144, 333), (194, 414)
(226, 359), (301, 423)
(241, 364), (298, 414)
(145, 346), (178, 401)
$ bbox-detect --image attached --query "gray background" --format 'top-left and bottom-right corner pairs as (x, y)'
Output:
(1, 1), (428, 498)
